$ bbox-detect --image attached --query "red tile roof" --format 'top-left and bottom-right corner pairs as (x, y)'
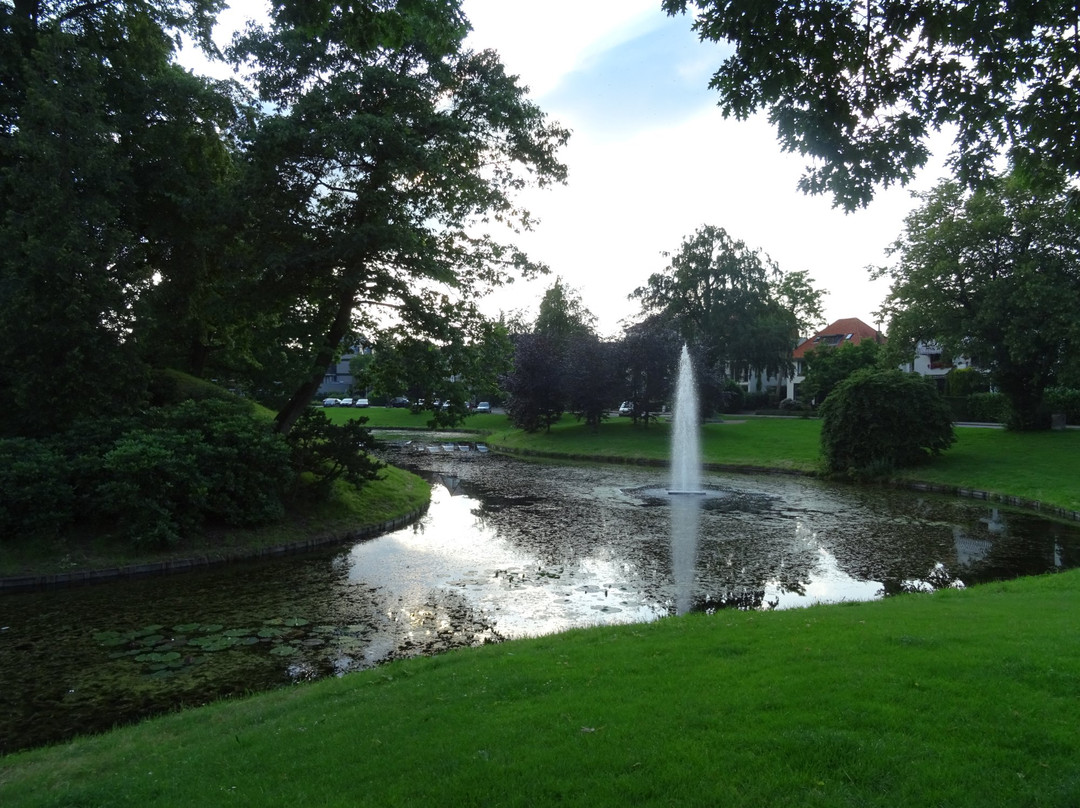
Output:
(792, 318), (883, 359)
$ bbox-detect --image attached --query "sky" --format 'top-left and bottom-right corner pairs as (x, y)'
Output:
(184, 1), (951, 339)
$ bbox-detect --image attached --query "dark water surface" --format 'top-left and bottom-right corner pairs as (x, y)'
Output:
(2, 446), (1077, 753)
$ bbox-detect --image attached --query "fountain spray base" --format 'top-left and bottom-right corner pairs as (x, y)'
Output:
(668, 490), (707, 496)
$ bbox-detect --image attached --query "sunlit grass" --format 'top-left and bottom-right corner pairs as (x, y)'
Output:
(4, 569), (1078, 807)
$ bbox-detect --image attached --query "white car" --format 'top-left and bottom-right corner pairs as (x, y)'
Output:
(618, 401), (633, 416)
(322, 398), (340, 407)
(339, 398), (354, 407)
(353, 398), (369, 408)
(475, 401), (491, 413)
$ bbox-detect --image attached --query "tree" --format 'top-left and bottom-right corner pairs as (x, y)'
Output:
(562, 334), (620, 431)
(775, 269), (826, 337)
(534, 278), (596, 349)
(664, 1), (1080, 210)
(501, 332), (565, 432)
(820, 369), (955, 475)
(617, 316), (681, 426)
(875, 171), (1080, 430)
(0, 0), (231, 435)
(229, 0), (569, 434)
(630, 225), (811, 407)
(801, 338), (882, 405)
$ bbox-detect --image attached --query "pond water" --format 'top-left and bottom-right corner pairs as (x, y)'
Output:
(2, 444), (1078, 753)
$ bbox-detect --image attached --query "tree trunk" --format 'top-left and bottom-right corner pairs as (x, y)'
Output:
(274, 288), (356, 435)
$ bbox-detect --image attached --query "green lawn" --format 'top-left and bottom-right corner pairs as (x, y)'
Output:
(3, 569), (1078, 807)
(467, 414), (1079, 514)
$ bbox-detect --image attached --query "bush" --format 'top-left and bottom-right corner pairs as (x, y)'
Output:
(1045, 387), (1080, 423)
(719, 381), (744, 413)
(965, 392), (1008, 423)
(944, 367), (992, 397)
(285, 408), (384, 499)
(0, 439), (74, 542)
(820, 369), (955, 476)
(0, 398), (293, 550)
(93, 399), (294, 547)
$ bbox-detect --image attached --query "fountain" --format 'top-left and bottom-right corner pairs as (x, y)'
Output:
(669, 345), (704, 614)
(669, 345), (705, 496)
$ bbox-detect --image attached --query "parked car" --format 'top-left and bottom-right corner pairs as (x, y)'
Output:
(388, 396), (410, 408)
(339, 397), (354, 407)
(322, 398), (341, 407)
(475, 401), (491, 413)
(618, 401), (633, 416)
(353, 398), (369, 408)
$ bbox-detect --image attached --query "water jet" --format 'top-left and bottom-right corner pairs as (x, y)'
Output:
(670, 344), (704, 614)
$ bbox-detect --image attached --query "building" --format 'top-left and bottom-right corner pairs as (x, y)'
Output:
(898, 341), (974, 392)
(785, 317), (885, 401)
(318, 342), (371, 396)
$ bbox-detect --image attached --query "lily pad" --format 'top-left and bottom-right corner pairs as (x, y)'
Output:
(93, 631), (130, 648)
(188, 635), (240, 652)
(269, 644), (300, 657)
(134, 651), (182, 664)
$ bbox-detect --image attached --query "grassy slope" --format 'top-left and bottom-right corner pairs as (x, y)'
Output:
(3, 569), (1077, 807)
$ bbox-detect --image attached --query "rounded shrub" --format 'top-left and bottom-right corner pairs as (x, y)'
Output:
(819, 369), (955, 476)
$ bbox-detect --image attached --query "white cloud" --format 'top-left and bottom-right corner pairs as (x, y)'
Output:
(462, 1), (950, 336)
(181, 1), (950, 337)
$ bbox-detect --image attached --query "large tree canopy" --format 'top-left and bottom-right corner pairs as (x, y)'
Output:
(630, 225), (819, 396)
(230, 0), (569, 432)
(664, 0), (1080, 210)
(875, 170), (1080, 430)
(0, 0), (237, 435)
(0, 0), (568, 437)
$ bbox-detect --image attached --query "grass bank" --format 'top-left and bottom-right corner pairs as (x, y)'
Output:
(463, 414), (1080, 515)
(0, 463), (430, 579)
(3, 569), (1078, 807)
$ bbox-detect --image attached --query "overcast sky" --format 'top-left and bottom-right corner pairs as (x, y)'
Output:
(188, 1), (951, 338)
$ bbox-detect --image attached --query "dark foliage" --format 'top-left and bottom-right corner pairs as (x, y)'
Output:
(820, 369), (955, 476)
(563, 334), (620, 431)
(0, 399), (293, 550)
(285, 409), (384, 499)
(502, 333), (565, 432)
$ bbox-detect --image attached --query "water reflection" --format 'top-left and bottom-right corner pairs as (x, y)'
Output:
(2, 449), (1078, 753)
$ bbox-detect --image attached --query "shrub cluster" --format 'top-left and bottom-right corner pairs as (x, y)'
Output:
(1045, 387), (1080, 423)
(1, 399), (294, 549)
(944, 391), (1008, 423)
(820, 369), (955, 476)
(286, 408), (384, 500)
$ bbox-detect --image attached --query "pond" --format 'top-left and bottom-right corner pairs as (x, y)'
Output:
(2, 444), (1078, 753)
